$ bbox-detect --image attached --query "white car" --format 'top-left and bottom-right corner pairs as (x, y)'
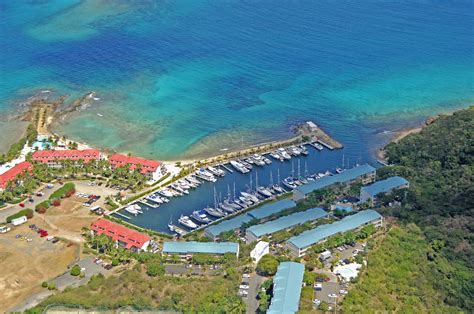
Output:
(46, 235), (54, 241)
(313, 299), (321, 306)
(239, 285), (249, 290)
(0, 226), (11, 234)
(242, 274), (250, 278)
(328, 293), (337, 298)
(339, 289), (348, 295)
(239, 290), (248, 297)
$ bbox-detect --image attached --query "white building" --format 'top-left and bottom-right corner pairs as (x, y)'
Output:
(250, 241), (269, 263)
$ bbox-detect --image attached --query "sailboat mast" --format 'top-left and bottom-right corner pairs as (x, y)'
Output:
(342, 153), (345, 169)
(233, 182), (236, 201)
(297, 159), (301, 178)
(270, 171), (274, 186)
(292, 162), (295, 178)
(255, 171), (259, 189)
(277, 168), (280, 184)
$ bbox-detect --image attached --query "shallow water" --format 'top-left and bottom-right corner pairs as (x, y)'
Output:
(0, 1), (473, 160)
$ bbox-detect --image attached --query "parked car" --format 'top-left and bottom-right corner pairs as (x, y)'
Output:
(47, 184), (54, 189)
(239, 284), (249, 290)
(36, 192), (44, 197)
(19, 203), (25, 208)
(0, 225), (12, 234)
(242, 273), (250, 278)
(52, 238), (60, 244)
(313, 299), (321, 306)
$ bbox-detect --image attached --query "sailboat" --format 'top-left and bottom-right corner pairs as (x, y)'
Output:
(256, 171), (272, 197)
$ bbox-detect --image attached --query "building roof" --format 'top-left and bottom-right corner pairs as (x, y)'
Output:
(295, 164), (376, 195)
(32, 149), (101, 163)
(267, 262), (305, 314)
(247, 207), (327, 238)
(109, 154), (161, 174)
(247, 199), (296, 219)
(361, 176), (409, 197)
(0, 162), (33, 189)
(162, 241), (239, 255)
(205, 200), (297, 238)
(205, 214), (253, 238)
(287, 210), (382, 249)
(91, 219), (152, 250)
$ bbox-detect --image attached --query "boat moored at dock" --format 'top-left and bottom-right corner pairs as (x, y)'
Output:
(230, 160), (250, 173)
(178, 215), (198, 229)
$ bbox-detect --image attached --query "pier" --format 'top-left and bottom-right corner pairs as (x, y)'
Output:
(114, 212), (132, 220)
(317, 139), (335, 150)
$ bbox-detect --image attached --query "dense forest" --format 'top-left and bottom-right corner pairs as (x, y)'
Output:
(343, 107), (473, 311)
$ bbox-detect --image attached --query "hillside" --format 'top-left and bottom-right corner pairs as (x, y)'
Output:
(343, 107), (474, 311)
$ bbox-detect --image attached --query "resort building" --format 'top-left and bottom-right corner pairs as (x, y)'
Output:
(267, 262), (305, 314)
(0, 161), (33, 190)
(204, 199), (297, 240)
(108, 154), (165, 182)
(292, 164), (376, 201)
(250, 241), (269, 263)
(245, 207), (328, 243)
(286, 209), (383, 257)
(359, 176), (409, 205)
(90, 218), (152, 251)
(162, 241), (239, 257)
(32, 149), (102, 168)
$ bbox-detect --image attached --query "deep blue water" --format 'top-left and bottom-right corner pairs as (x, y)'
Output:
(1, 1), (473, 159)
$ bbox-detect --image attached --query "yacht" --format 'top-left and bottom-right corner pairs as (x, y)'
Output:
(239, 196), (253, 206)
(224, 199), (242, 210)
(244, 158), (255, 164)
(282, 177), (298, 190)
(203, 206), (226, 218)
(124, 204), (142, 216)
(241, 192), (259, 203)
(171, 183), (188, 195)
(208, 166), (225, 177)
(147, 194), (163, 204)
(289, 146), (301, 156)
(234, 198), (249, 209)
(168, 219), (187, 236)
(187, 176), (202, 185)
(160, 196), (170, 203)
(178, 215), (198, 229)
(270, 151), (281, 160)
(195, 168), (217, 182)
(239, 159), (253, 170)
(219, 202), (236, 213)
(230, 160), (249, 173)
(191, 210), (212, 224)
(335, 167), (344, 174)
(251, 154), (266, 166)
(278, 148), (291, 160)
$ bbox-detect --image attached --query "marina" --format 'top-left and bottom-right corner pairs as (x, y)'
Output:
(111, 142), (369, 235)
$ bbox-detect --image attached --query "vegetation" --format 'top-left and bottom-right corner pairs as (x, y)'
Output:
(343, 107), (474, 312)
(256, 254), (279, 276)
(0, 123), (37, 164)
(6, 208), (33, 223)
(342, 225), (457, 312)
(257, 279), (273, 313)
(49, 182), (75, 201)
(70, 265), (81, 276)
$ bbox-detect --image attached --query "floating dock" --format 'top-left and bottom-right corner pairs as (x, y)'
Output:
(221, 163), (234, 173)
(114, 212), (132, 220)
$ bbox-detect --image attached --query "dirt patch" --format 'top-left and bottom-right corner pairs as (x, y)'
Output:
(0, 217), (79, 312)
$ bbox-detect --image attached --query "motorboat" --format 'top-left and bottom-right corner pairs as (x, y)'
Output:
(299, 145), (309, 156)
(191, 210), (212, 224)
(239, 196), (253, 206)
(257, 186), (272, 198)
(270, 151), (281, 160)
(289, 146), (301, 156)
(335, 167), (344, 174)
(171, 184), (189, 195)
(272, 184), (285, 194)
(263, 156), (272, 164)
(239, 159), (253, 169)
(203, 206), (226, 218)
(178, 215), (198, 229)
(158, 189), (174, 198)
(208, 166), (225, 177)
(251, 154), (265, 166)
(187, 176), (202, 185)
(311, 142), (324, 151)
(278, 148), (291, 160)
(230, 160), (249, 173)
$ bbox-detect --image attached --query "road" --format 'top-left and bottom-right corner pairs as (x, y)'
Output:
(245, 273), (266, 313)
(9, 257), (110, 312)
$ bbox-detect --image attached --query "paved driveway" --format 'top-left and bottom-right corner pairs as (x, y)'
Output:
(245, 273), (266, 313)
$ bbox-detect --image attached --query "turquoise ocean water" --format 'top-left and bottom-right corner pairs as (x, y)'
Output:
(1, 0), (473, 160)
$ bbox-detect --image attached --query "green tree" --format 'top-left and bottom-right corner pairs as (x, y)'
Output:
(256, 254), (279, 276)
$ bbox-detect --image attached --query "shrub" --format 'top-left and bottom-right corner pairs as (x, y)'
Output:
(47, 283), (56, 290)
(41, 281), (48, 288)
(70, 265), (81, 276)
(52, 199), (61, 207)
(35, 200), (50, 212)
(6, 208), (34, 223)
(112, 259), (119, 267)
(49, 183), (75, 201)
(256, 254), (279, 276)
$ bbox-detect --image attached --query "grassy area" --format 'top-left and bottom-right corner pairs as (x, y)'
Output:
(341, 225), (459, 312)
(28, 265), (245, 313)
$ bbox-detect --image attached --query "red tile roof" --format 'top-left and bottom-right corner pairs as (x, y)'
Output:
(32, 149), (101, 163)
(0, 161), (33, 189)
(90, 218), (152, 250)
(109, 154), (160, 174)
